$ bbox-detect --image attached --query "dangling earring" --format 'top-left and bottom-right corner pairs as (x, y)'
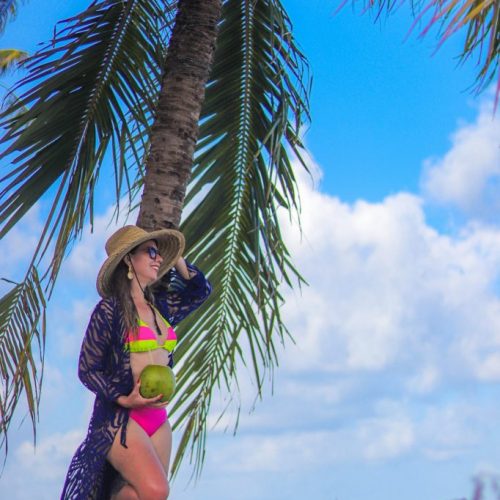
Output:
(127, 263), (134, 280)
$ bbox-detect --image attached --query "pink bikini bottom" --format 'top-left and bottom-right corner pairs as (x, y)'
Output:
(129, 407), (167, 436)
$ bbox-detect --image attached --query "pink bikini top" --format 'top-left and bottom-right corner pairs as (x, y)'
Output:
(125, 311), (177, 353)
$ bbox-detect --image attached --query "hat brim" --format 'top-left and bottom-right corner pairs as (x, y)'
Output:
(96, 229), (185, 298)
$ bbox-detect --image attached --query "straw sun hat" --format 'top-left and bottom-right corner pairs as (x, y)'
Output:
(96, 225), (185, 298)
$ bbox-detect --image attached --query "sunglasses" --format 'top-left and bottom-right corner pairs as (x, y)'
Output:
(142, 246), (161, 260)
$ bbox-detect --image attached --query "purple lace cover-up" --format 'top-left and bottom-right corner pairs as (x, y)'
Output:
(61, 262), (212, 500)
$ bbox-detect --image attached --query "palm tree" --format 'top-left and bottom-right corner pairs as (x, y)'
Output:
(0, 0), (310, 475)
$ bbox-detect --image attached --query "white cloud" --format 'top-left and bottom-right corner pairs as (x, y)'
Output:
(15, 430), (84, 480)
(39, 362), (95, 424)
(65, 203), (136, 281)
(0, 429), (84, 500)
(208, 402), (470, 472)
(405, 364), (440, 394)
(421, 95), (500, 217)
(356, 412), (415, 461)
(205, 394), (494, 474)
(419, 403), (486, 461)
(279, 152), (500, 384)
(2, 205), (42, 258)
(49, 297), (97, 359)
(0, 204), (43, 291)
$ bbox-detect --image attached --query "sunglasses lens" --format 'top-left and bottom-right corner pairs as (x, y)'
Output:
(147, 247), (159, 260)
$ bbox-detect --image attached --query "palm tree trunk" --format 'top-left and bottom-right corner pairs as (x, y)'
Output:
(136, 0), (222, 231)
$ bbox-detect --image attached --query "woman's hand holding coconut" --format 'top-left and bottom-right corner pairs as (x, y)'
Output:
(116, 379), (168, 409)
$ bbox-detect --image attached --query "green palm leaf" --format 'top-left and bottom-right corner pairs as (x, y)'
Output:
(0, 0), (19, 33)
(0, 266), (45, 461)
(0, 49), (27, 75)
(429, 0), (500, 92)
(169, 0), (311, 476)
(0, 2), (28, 77)
(365, 0), (500, 94)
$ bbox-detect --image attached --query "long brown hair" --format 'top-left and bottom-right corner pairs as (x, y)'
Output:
(107, 261), (137, 335)
(107, 252), (157, 336)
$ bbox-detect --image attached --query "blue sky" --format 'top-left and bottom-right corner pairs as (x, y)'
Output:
(1, 1), (500, 500)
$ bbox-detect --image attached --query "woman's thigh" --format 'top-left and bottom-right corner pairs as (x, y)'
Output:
(107, 418), (168, 496)
(150, 418), (172, 474)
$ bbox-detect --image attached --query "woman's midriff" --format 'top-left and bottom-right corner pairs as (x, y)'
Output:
(130, 349), (172, 384)
(129, 349), (171, 436)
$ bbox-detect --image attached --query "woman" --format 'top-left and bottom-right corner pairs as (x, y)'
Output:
(61, 225), (212, 500)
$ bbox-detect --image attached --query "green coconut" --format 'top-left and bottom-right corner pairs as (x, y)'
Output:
(139, 365), (176, 402)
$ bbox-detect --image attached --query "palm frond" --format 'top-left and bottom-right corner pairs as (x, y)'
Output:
(0, 0), (170, 287)
(0, 0), (174, 449)
(0, 49), (27, 75)
(363, 0), (500, 95)
(0, 266), (46, 461)
(0, 0), (19, 34)
(437, 0), (500, 93)
(169, 0), (311, 477)
(409, 0), (500, 93)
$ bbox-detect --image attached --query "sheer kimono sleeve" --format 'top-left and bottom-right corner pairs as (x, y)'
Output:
(78, 299), (124, 402)
(154, 261), (212, 327)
